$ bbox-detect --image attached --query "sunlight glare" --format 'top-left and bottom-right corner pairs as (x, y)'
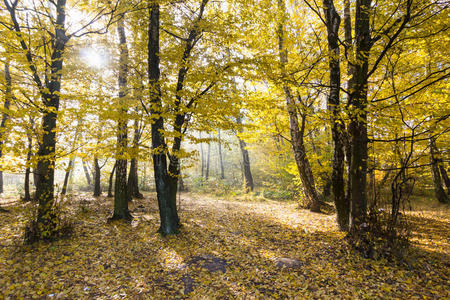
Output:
(81, 48), (106, 69)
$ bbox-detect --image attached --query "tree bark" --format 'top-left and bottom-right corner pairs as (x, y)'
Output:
(127, 117), (143, 199)
(348, 0), (372, 232)
(108, 162), (116, 198)
(430, 138), (448, 203)
(111, 15), (131, 221)
(236, 116), (254, 192)
(60, 159), (74, 196)
(277, 0), (320, 212)
(93, 157), (102, 197)
(206, 137), (211, 180)
(323, 0), (348, 230)
(217, 130), (225, 179)
(148, 3), (180, 235)
(0, 60), (12, 194)
(200, 132), (205, 179)
(24, 120), (34, 202)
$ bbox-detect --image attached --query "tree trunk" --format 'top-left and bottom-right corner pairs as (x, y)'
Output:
(348, 0), (372, 232)
(93, 157), (102, 197)
(439, 165), (450, 195)
(236, 116), (254, 192)
(323, 0), (348, 230)
(82, 160), (92, 186)
(206, 137), (211, 180)
(148, 3), (180, 235)
(0, 60), (12, 194)
(111, 15), (131, 221)
(430, 138), (448, 203)
(60, 159), (74, 195)
(24, 124), (33, 202)
(128, 117), (143, 199)
(108, 162), (116, 197)
(277, 0), (320, 212)
(217, 130), (225, 179)
(200, 132), (205, 179)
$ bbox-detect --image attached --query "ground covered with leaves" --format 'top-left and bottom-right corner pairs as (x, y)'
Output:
(0, 192), (449, 299)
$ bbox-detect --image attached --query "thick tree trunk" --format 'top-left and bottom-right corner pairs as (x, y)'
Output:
(93, 157), (102, 197)
(439, 165), (450, 195)
(236, 116), (254, 192)
(323, 0), (348, 230)
(82, 160), (92, 186)
(430, 138), (448, 203)
(108, 162), (116, 197)
(348, 0), (372, 232)
(111, 15), (131, 221)
(149, 3), (180, 235)
(217, 130), (225, 179)
(277, 0), (320, 212)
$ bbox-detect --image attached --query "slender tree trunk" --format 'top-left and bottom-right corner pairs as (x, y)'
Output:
(430, 138), (448, 203)
(148, 3), (180, 235)
(24, 124), (33, 202)
(200, 132), (205, 179)
(60, 159), (74, 195)
(82, 160), (92, 186)
(217, 130), (225, 179)
(277, 0), (320, 212)
(323, 0), (348, 230)
(108, 162), (116, 197)
(236, 116), (254, 192)
(206, 137), (211, 180)
(93, 157), (102, 197)
(0, 60), (12, 194)
(111, 15), (131, 221)
(128, 117), (143, 199)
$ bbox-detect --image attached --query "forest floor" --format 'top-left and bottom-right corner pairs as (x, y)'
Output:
(0, 191), (449, 299)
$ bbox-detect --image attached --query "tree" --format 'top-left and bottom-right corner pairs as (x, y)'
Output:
(236, 116), (254, 192)
(111, 14), (132, 221)
(0, 60), (12, 194)
(277, 0), (321, 212)
(323, 0), (348, 230)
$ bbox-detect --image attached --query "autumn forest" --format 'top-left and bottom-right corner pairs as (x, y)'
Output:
(0, 0), (449, 298)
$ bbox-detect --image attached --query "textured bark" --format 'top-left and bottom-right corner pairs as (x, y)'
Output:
(108, 163), (116, 197)
(430, 138), (448, 203)
(323, 0), (348, 230)
(439, 165), (450, 195)
(236, 116), (254, 192)
(200, 133), (205, 179)
(93, 158), (101, 197)
(147, 0), (209, 235)
(111, 16), (131, 221)
(148, 3), (179, 235)
(217, 130), (225, 179)
(0, 61), (12, 194)
(348, 0), (372, 232)
(277, 0), (320, 212)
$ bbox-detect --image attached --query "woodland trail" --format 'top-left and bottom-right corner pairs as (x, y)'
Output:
(0, 193), (449, 298)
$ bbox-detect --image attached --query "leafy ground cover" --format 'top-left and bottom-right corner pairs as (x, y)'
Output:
(0, 192), (449, 299)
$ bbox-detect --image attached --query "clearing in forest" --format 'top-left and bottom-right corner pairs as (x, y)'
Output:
(0, 193), (449, 298)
